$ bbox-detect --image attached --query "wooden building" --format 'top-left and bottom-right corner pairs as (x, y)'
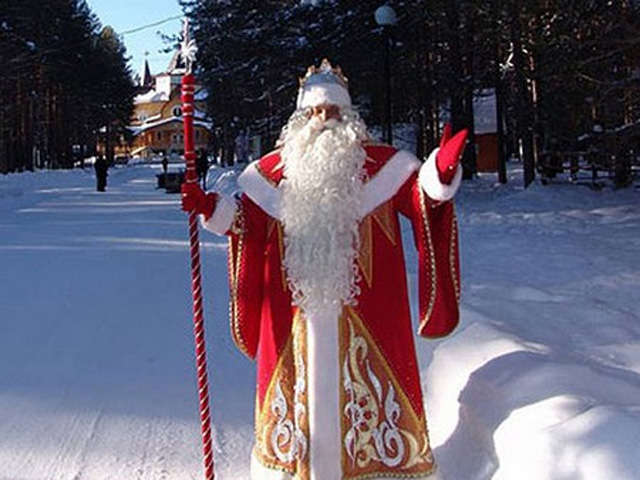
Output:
(473, 89), (499, 173)
(123, 52), (212, 160)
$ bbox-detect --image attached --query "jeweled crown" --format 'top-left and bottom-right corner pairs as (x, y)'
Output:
(299, 58), (349, 90)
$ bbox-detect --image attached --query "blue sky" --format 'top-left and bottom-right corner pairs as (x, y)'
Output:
(86, 0), (184, 79)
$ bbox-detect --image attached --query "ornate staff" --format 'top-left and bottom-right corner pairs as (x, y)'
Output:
(180, 18), (215, 480)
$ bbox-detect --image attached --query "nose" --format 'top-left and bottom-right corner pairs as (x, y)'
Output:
(311, 104), (341, 121)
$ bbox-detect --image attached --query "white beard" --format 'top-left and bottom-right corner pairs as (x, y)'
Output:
(279, 108), (369, 316)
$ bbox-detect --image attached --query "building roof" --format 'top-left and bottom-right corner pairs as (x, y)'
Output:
(128, 116), (213, 136)
(473, 89), (498, 135)
(140, 59), (153, 88)
(135, 89), (170, 104)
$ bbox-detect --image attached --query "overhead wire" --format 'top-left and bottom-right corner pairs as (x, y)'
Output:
(119, 15), (184, 36)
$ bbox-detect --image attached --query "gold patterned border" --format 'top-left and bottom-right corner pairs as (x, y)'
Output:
(253, 311), (310, 478)
(227, 206), (254, 360)
(253, 330), (296, 473)
(418, 189), (437, 331)
(450, 207), (461, 302)
(372, 200), (397, 246)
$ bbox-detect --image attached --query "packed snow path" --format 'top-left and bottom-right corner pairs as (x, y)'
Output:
(1, 163), (639, 480)
(0, 165), (254, 479)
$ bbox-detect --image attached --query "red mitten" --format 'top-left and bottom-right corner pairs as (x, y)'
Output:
(181, 183), (217, 220)
(437, 124), (469, 184)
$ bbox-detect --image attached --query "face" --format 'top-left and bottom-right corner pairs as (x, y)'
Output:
(309, 104), (341, 122)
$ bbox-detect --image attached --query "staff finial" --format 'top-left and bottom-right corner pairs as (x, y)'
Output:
(180, 18), (198, 74)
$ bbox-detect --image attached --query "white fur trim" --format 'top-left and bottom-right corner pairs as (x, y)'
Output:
(297, 83), (352, 109)
(360, 149), (420, 217)
(238, 151), (420, 222)
(200, 193), (237, 235)
(306, 308), (342, 480)
(250, 453), (293, 479)
(237, 161), (282, 219)
(418, 148), (463, 202)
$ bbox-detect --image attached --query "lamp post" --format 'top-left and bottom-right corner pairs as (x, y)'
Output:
(375, 5), (397, 145)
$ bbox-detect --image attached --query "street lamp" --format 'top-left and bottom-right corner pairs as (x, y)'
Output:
(375, 5), (397, 144)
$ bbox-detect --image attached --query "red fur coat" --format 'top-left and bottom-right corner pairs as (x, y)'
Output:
(203, 143), (461, 480)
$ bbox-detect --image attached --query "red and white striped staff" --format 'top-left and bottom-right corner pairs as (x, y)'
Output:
(180, 18), (215, 480)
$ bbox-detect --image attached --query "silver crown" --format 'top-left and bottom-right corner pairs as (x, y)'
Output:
(299, 58), (349, 90)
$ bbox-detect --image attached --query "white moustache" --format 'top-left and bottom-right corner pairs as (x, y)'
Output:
(308, 116), (340, 133)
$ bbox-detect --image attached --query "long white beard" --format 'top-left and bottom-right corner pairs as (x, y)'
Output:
(280, 108), (368, 316)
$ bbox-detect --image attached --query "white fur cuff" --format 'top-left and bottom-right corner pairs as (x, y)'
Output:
(418, 148), (463, 202)
(237, 161), (281, 220)
(201, 193), (237, 235)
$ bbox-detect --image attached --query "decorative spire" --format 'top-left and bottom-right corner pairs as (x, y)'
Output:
(180, 18), (198, 74)
(140, 56), (152, 87)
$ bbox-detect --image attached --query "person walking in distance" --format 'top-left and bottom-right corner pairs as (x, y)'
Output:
(94, 155), (108, 192)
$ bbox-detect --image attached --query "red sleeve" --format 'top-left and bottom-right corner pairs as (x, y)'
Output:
(395, 174), (461, 338)
(227, 193), (267, 359)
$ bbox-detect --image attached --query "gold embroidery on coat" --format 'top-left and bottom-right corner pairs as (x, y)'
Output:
(253, 312), (310, 478)
(357, 217), (374, 288)
(450, 208), (460, 302)
(340, 309), (435, 479)
(266, 219), (288, 292)
(372, 201), (397, 246)
(356, 201), (397, 290)
(277, 222), (288, 292)
(228, 207), (253, 359)
(254, 337), (296, 473)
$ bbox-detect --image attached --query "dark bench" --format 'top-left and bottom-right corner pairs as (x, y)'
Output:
(157, 171), (185, 193)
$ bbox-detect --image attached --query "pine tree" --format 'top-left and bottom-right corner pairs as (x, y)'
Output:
(182, 0), (639, 187)
(0, 0), (135, 173)
(90, 25), (136, 165)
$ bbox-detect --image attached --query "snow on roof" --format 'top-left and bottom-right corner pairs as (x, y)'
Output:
(134, 89), (169, 104)
(474, 88), (498, 135)
(194, 88), (209, 101)
(129, 116), (213, 135)
(144, 112), (162, 123)
(194, 108), (208, 120)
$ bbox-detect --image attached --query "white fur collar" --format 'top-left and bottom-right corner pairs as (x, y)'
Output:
(237, 150), (421, 221)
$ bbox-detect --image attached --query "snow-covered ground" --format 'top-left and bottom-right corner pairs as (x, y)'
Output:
(0, 162), (639, 480)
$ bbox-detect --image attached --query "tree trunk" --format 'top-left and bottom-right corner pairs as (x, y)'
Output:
(511, 10), (536, 187)
(493, 5), (507, 184)
(417, 17), (436, 159)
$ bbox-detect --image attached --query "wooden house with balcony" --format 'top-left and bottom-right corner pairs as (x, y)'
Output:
(125, 52), (212, 160)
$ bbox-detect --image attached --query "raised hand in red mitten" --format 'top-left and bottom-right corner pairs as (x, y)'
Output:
(436, 123), (469, 184)
(181, 183), (217, 220)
